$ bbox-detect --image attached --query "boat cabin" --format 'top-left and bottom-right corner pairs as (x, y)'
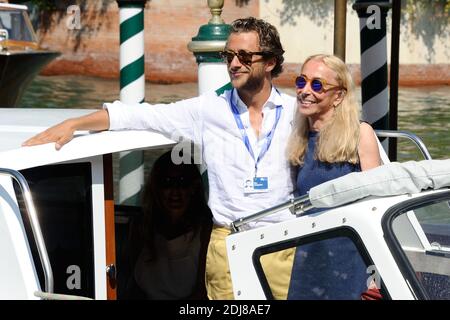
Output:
(0, 108), (449, 300)
(0, 3), (37, 47)
(0, 3), (60, 107)
(0, 108), (175, 299)
(227, 160), (450, 300)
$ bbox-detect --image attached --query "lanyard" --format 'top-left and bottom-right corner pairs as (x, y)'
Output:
(230, 89), (282, 176)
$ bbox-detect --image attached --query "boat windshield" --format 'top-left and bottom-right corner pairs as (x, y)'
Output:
(0, 9), (36, 42)
(391, 195), (450, 299)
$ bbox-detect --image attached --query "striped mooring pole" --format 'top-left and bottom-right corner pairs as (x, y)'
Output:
(116, 0), (147, 205)
(353, 0), (391, 151)
(187, 0), (230, 95)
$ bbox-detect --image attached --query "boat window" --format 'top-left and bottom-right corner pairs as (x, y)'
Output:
(391, 197), (450, 300)
(413, 200), (450, 247)
(0, 10), (35, 42)
(254, 228), (386, 300)
(13, 163), (95, 298)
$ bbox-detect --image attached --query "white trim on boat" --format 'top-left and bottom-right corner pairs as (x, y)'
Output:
(0, 108), (176, 171)
(0, 3), (28, 11)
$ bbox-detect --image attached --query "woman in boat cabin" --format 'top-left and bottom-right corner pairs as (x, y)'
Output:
(286, 54), (381, 300)
(127, 151), (212, 300)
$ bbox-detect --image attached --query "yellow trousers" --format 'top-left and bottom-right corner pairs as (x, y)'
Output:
(205, 226), (294, 300)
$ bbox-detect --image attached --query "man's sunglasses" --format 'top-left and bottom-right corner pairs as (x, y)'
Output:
(220, 49), (272, 66)
(160, 176), (191, 189)
(295, 74), (343, 93)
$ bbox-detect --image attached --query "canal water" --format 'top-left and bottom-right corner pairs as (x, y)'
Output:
(21, 75), (449, 161)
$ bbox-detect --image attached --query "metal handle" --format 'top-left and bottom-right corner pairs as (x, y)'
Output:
(231, 194), (311, 233)
(0, 168), (54, 293)
(375, 130), (432, 160)
(106, 264), (116, 282)
(34, 291), (92, 300)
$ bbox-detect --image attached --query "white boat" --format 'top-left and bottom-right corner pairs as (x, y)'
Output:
(0, 108), (175, 299)
(0, 107), (449, 300)
(227, 159), (450, 300)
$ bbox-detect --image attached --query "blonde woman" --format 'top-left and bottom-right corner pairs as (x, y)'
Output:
(287, 54), (381, 300)
(288, 54), (380, 196)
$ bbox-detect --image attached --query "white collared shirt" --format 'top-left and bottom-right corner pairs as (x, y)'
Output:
(105, 87), (297, 228)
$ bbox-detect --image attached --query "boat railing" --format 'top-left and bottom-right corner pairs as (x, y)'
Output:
(34, 291), (92, 300)
(375, 130), (432, 160)
(231, 129), (433, 233)
(0, 167), (54, 293)
(230, 194), (312, 233)
(230, 157), (450, 233)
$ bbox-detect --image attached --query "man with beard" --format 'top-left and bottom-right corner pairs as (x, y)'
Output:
(23, 17), (296, 300)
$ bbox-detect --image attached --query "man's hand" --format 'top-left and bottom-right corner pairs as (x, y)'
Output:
(22, 119), (77, 150)
(22, 110), (110, 150)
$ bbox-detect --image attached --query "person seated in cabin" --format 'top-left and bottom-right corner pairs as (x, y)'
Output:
(126, 150), (212, 300)
(286, 54), (382, 300)
(0, 17), (8, 38)
(0, 14), (11, 35)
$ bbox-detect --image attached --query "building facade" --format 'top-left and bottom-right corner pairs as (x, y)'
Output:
(34, 0), (449, 86)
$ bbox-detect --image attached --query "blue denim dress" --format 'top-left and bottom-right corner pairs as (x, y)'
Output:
(288, 131), (368, 300)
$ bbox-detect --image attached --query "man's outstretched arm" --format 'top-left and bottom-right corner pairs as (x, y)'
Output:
(22, 109), (110, 150)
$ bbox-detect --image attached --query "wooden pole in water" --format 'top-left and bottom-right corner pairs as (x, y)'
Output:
(334, 0), (347, 61)
(116, 0), (147, 206)
(389, 0), (401, 161)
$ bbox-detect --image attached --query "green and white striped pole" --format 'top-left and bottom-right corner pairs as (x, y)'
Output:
(117, 0), (146, 205)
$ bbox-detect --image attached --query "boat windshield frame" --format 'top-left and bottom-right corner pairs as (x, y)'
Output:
(0, 7), (37, 43)
(382, 189), (450, 300)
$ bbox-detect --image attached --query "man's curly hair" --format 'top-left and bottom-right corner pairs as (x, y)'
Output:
(230, 17), (285, 78)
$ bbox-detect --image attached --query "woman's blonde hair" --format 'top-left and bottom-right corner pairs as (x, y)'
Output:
(287, 54), (361, 166)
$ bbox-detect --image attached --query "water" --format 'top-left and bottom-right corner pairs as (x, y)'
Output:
(396, 87), (449, 161)
(20, 75), (198, 108)
(21, 75), (449, 160)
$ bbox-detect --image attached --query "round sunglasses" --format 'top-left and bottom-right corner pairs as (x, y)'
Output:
(295, 74), (343, 93)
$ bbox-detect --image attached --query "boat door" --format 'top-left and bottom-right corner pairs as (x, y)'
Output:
(10, 155), (111, 299)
